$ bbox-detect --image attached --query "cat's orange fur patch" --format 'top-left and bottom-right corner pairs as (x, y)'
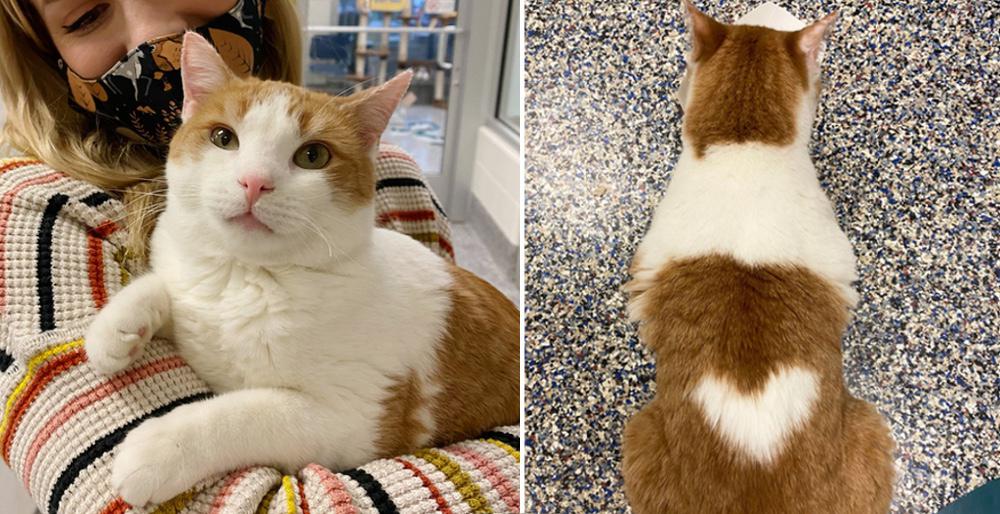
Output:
(429, 265), (520, 445)
(622, 254), (894, 513)
(372, 264), (519, 458)
(683, 15), (812, 157)
(374, 371), (430, 456)
(169, 78), (376, 206)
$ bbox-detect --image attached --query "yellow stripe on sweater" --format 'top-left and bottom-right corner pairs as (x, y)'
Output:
(483, 438), (520, 462)
(150, 489), (195, 514)
(256, 488), (277, 514)
(282, 475), (297, 514)
(414, 449), (493, 514)
(0, 339), (83, 437)
(409, 232), (440, 244)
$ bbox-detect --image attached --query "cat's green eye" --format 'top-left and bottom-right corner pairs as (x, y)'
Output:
(293, 142), (332, 169)
(209, 126), (239, 150)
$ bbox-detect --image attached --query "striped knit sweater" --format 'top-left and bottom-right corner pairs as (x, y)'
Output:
(0, 147), (520, 514)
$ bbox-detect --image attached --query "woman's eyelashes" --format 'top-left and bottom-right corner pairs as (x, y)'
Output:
(62, 3), (109, 35)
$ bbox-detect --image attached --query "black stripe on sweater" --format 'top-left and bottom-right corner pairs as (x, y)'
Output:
(479, 430), (520, 450)
(80, 191), (111, 207)
(47, 392), (212, 514)
(342, 468), (399, 514)
(0, 349), (13, 372)
(37, 194), (69, 332)
(375, 177), (447, 218)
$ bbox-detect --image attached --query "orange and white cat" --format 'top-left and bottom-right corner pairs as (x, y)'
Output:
(622, 3), (894, 513)
(84, 32), (518, 506)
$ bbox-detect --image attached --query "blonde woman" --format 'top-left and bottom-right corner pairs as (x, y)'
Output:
(0, 1), (518, 512)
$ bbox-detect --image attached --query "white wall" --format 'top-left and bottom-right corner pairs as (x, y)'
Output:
(499, 2), (521, 125)
(470, 125), (519, 246)
(307, 0), (335, 26)
(0, 464), (37, 514)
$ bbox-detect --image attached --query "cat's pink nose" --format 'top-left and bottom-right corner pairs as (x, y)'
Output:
(238, 175), (274, 207)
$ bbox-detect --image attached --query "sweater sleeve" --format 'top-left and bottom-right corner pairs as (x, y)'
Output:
(373, 144), (455, 262)
(0, 156), (518, 513)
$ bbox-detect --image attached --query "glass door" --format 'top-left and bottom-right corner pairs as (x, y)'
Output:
(298, 0), (463, 206)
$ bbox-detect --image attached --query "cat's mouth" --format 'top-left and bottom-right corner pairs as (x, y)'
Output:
(228, 212), (273, 233)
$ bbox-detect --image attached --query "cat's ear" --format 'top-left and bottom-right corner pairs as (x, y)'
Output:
(795, 12), (838, 75)
(353, 70), (412, 147)
(180, 31), (234, 120)
(682, 0), (727, 62)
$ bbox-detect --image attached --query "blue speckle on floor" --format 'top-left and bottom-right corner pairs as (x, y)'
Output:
(524, 1), (999, 512)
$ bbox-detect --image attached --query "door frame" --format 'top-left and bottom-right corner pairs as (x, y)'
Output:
(429, 0), (511, 221)
(296, 1), (513, 221)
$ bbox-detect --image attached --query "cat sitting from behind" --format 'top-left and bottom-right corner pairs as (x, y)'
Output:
(622, 3), (894, 513)
(85, 31), (519, 507)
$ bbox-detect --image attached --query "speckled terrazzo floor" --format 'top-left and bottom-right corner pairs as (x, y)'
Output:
(523, 1), (999, 513)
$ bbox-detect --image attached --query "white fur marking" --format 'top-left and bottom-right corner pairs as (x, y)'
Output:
(690, 366), (819, 465)
(631, 142), (859, 307)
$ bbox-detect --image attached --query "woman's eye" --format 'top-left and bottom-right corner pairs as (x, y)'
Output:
(293, 143), (331, 169)
(209, 127), (239, 150)
(63, 4), (109, 34)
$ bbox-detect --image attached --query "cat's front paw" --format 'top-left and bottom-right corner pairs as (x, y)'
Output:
(111, 417), (195, 507)
(84, 303), (158, 375)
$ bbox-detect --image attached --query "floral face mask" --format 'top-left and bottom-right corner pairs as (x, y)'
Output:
(57, 0), (266, 147)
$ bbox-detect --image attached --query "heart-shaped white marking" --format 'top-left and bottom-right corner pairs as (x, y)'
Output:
(690, 366), (819, 465)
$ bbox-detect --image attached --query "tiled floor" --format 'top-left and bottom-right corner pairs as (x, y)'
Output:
(452, 221), (519, 307)
(384, 105), (447, 175)
(0, 464), (36, 514)
(524, 1), (998, 513)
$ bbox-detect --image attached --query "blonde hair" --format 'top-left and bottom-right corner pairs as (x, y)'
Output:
(0, 0), (302, 266)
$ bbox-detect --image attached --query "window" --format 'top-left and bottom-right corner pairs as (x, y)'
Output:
(496, 0), (521, 133)
(303, 0), (461, 174)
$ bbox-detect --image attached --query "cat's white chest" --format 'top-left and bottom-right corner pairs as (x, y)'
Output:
(166, 264), (336, 391)
(149, 226), (454, 399)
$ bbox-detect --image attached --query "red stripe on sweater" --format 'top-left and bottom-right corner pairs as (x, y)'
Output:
(305, 464), (358, 514)
(376, 209), (437, 223)
(438, 236), (455, 259)
(209, 468), (251, 513)
(87, 233), (107, 310)
(0, 160), (42, 176)
(98, 497), (129, 514)
(89, 220), (119, 239)
(0, 173), (65, 313)
(21, 356), (186, 489)
(395, 457), (454, 514)
(85, 220), (118, 310)
(298, 479), (312, 514)
(2, 348), (86, 462)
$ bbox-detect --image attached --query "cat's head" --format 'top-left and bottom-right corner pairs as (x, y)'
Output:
(164, 32), (410, 266)
(678, 1), (837, 157)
